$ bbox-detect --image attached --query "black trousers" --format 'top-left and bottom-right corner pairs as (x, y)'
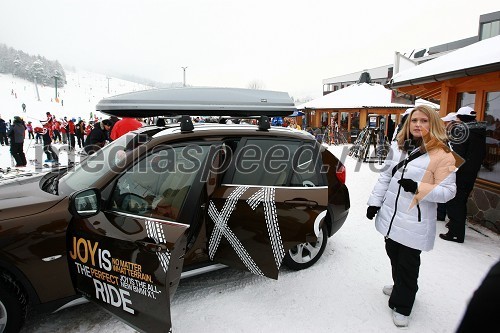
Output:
(76, 134), (84, 148)
(10, 142), (27, 166)
(0, 132), (8, 145)
(69, 134), (76, 150)
(437, 202), (447, 220)
(385, 238), (421, 316)
(43, 145), (58, 161)
(446, 186), (473, 242)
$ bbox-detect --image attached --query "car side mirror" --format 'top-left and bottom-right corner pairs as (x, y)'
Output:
(69, 188), (101, 218)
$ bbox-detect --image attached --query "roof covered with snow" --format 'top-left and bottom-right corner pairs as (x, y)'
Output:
(415, 98), (440, 109)
(297, 83), (413, 109)
(391, 35), (500, 87)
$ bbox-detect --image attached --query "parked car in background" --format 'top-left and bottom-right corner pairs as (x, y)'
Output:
(0, 88), (350, 332)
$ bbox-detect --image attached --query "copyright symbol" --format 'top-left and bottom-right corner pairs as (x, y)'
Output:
(447, 122), (469, 144)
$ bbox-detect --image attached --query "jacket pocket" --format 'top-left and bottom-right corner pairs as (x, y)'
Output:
(417, 204), (421, 222)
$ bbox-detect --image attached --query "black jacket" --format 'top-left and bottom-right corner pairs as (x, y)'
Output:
(42, 129), (52, 145)
(8, 119), (26, 144)
(451, 121), (486, 189)
(84, 122), (108, 148)
(0, 118), (6, 133)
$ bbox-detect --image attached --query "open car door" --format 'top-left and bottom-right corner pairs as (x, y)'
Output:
(66, 188), (188, 333)
(206, 138), (328, 279)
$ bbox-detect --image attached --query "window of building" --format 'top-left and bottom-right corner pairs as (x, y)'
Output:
(457, 92), (476, 109)
(321, 111), (328, 127)
(478, 91), (500, 183)
(480, 20), (500, 40)
(340, 112), (349, 131)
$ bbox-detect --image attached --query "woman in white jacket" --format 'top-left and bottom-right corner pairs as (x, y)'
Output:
(367, 105), (457, 328)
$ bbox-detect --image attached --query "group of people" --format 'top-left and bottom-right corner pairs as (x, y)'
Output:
(1, 111), (144, 167)
(366, 105), (488, 328)
(82, 116), (143, 155)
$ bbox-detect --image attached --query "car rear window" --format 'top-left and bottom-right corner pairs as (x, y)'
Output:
(229, 139), (322, 187)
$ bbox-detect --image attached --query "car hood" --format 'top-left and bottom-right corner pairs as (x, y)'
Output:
(0, 172), (65, 221)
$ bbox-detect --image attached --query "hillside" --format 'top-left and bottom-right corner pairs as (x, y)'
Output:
(0, 69), (153, 127)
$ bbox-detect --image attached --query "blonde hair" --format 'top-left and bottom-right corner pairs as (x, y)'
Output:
(396, 105), (448, 152)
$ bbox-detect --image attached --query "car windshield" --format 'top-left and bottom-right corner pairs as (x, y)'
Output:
(59, 132), (145, 194)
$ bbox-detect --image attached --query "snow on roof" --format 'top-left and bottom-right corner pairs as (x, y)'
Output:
(297, 83), (413, 109)
(322, 64), (392, 84)
(391, 35), (500, 86)
(415, 98), (440, 109)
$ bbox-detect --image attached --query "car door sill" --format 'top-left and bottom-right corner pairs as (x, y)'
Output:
(181, 263), (228, 279)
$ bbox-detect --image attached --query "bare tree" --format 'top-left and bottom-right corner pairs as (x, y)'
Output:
(247, 80), (265, 90)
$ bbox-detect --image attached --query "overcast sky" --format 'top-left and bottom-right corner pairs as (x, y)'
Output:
(1, 1), (498, 99)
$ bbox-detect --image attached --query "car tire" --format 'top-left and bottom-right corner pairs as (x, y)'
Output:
(0, 271), (28, 333)
(283, 223), (328, 270)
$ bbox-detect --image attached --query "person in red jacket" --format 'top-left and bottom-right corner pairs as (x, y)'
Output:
(68, 118), (76, 150)
(53, 120), (61, 143)
(110, 117), (143, 140)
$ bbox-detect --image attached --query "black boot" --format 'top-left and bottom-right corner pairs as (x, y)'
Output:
(439, 232), (464, 243)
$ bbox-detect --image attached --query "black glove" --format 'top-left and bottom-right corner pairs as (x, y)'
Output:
(366, 206), (380, 220)
(398, 178), (418, 193)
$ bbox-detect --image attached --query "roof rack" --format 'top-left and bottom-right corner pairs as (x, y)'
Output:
(258, 116), (270, 131)
(180, 115), (194, 133)
(178, 114), (270, 133)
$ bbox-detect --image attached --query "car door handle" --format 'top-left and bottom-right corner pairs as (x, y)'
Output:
(135, 240), (168, 253)
(284, 199), (318, 208)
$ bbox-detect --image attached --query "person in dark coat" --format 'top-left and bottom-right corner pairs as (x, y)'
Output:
(386, 118), (396, 142)
(84, 119), (112, 155)
(0, 115), (8, 146)
(42, 123), (58, 163)
(75, 120), (86, 148)
(156, 117), (166, 127)
(8, 116), (27, 167)
(440, 106), (486, 243)
(456, 260), (500, 332)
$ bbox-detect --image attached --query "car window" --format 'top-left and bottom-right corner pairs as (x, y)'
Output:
(229, 139), (321, 187)
(290, 143), (322, 187)
(109, 144), (210, 221)
(60, 130), (159, 194)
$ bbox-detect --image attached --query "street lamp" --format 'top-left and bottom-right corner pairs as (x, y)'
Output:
(181, 66), (188, 87)
(106, 77), (111, 94)
(52, 71), (61, 101)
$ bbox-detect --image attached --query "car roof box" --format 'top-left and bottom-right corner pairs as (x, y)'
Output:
(96, 87), (297, 117)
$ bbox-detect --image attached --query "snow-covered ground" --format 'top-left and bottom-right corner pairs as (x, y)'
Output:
(1, 71), (499, 332)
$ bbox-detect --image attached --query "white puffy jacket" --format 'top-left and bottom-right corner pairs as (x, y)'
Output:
(367, 142), (457, 251)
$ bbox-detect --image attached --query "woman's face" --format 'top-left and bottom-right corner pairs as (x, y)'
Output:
(409, 110), (430, 138)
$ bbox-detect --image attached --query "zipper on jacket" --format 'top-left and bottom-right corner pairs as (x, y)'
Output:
(417, 204), (421, 222)
(385, 159), (409, 238)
